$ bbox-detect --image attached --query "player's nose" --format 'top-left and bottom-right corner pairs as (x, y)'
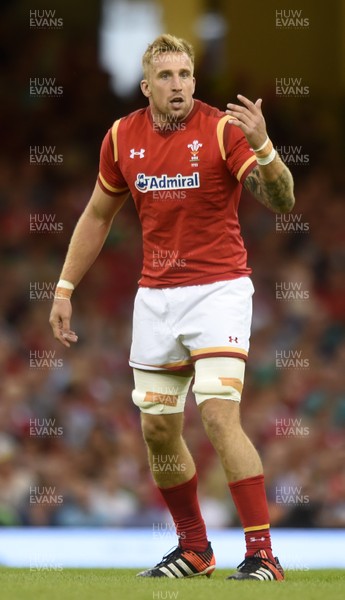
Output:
(171, 75), (182, 91)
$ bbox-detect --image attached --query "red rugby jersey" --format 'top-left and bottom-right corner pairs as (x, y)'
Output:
(98, 99), (257, 288)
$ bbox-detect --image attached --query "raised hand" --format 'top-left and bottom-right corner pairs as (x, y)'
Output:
(226, 94), (268, 150)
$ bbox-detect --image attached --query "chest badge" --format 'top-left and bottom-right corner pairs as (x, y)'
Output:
(187, 140), (202, 166)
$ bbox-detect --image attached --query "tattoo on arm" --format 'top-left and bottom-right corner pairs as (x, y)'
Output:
(244, 165), (295, 213)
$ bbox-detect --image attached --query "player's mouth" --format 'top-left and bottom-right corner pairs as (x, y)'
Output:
(169, 96), (184, 109)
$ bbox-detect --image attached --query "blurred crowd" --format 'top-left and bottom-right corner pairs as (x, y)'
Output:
(0, 3), (344, 530)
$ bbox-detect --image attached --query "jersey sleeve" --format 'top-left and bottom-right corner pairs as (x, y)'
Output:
(97, 120), (129, 196)
(217, 116), (257, 183)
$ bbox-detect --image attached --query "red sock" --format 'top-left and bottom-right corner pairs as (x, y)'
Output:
(158, 473), (208, 552)
(229, 474), (274, 560)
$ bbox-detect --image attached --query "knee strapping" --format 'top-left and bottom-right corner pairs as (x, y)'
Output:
(132, 369), (192, 414)
(192, 357), (245, 404)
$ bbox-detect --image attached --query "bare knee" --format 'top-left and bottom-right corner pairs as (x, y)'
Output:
(141, 413), (183, 450)
(200, 397), (241, 438)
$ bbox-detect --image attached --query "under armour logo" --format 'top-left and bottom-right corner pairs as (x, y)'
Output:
(250, 537), (266, 542)
(229, 336), (239, 343)
(130, 148), (145, 159)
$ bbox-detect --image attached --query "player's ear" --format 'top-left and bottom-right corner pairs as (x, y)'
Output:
(141, 79), (151, 98)
(192, 76), (196, 94)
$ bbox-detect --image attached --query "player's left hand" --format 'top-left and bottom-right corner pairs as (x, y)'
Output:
(226, 94), (268, 150)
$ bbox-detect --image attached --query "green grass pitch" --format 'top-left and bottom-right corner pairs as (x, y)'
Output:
(1, 568), (345, 600)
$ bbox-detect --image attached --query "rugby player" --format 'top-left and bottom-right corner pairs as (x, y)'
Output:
(50, 34), (294, 580)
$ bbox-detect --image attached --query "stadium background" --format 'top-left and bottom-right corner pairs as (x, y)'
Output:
(0, 0), (344, 567)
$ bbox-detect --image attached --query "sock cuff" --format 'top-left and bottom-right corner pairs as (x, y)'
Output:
(228, 473), (264, 490)
(158, 472), (197, 494)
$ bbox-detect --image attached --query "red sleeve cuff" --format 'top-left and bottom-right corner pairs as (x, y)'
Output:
(98, 173), (129, 196)
(237, 155), (257, 183)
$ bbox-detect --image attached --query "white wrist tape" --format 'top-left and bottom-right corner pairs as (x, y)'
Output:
(55, 279), (74, 300)
(57, 279), (74, 290)
(256, 148), (277, 166)
(253, 136), (269, 152)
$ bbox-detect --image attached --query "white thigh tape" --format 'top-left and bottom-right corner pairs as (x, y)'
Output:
(132, 369), (192, 414)
(192, 357), (245, 404)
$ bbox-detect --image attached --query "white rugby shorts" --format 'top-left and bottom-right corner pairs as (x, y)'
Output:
(129, 277), (254, 371)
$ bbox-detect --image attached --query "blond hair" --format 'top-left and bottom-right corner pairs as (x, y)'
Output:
(142, 34), (194, 78)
